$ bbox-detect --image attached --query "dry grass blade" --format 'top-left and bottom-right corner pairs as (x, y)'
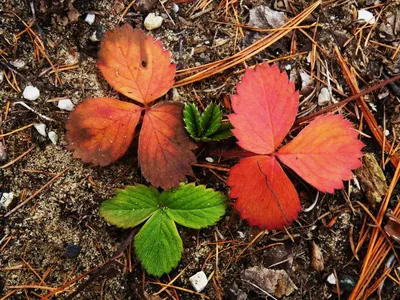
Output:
(349, 162), (400, 299)
(335, 46), (399, 168)
(174, 1), (321, 87)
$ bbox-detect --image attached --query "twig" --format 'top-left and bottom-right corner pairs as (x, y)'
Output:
(4, 167), (69, 217)
(14, 102), (56, 122)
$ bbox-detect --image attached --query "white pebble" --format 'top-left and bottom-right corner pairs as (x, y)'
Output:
(172, 88), (181, 101)
(48, 131), (58, 145)
(89, 31), (99, 42)
(0, 192), (14, 209)
(318, 87), (331, 106)
(144, 13), (163, 31)
(172, 4), (179, 13)
(23, 85), (40, 101)
(205, 157), (214, 163)
(384, 129), (390, 136)
(358, 9), (375, 24)
(237, 231), (245, 239)
(10, 59), (26, 69)
(0, 70), (4, 84)
(58, 99), (75, 111)
(85, 13), (95, 25)
(299, 70), (312, 91)
(327, 273), (336, 285)
(34, 123), (47, 137)
(189, 271), (208, 292)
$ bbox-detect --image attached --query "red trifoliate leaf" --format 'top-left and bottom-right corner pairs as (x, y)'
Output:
(65, 98), (142, 166)
(229, 64), (298, 154)
(227, 156), (301, 230)
(97, 24), (176, 105)
(277, 114), (364, 193)
(138, 102), (196, 189)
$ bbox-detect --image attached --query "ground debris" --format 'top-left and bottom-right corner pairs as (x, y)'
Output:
(241, 266), (297, 298)
(354, 153), (388, 208)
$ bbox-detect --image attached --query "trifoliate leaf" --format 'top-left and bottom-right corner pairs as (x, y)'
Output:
(135, 210), (183, 277)
(201, 103), (222, 137)
(207, 122), (233, 140)
(100, 185), (159, 229)
(183, 103), (202, 138)
(160, 183), (226, 229)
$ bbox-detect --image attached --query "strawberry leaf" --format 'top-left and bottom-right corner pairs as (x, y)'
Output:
(135, 210), (183, 277)
(207, 122), (233, 140)
(65, 98), (142, 166)
(99, 185), (159, 228)
(200, 103), (222, 137)
(277, 114), (364, 193)
(229, 64), (299, 154)
(139, 102), (196, 189)
(183, 103), (202, 139)
(97, 24), (176, 105)
(227, 156), (301, 230)
(160, 183), (226, 229)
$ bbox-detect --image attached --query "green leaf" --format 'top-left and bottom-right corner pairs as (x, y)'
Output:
(207, 121), (233, 140)
(135, 210), (183, 276)
(160, 183), (226, 229)
(100, 185), (160, 229)
(183, 103), (202, 139)
(200, 103), (222, 137)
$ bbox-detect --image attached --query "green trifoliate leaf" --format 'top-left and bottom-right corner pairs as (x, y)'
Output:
(183, 103), (202, 139)
(208, 121), (233, 140)
(100, 185), (160, 229)
(200, 103), (222, 137)
(135, 210), (183, 277)
(160, 183), (226, 229)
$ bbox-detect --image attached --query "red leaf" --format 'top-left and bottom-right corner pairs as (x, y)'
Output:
(277, 114), (364, 193)
(138, 102), (196, 189)
(97, 24), (176, 105)
(65, 98), (142, 166)
(227, 156), (301, 230)
(229, 64), (298, 154)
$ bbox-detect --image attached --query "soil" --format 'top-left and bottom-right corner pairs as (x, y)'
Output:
(1, 0), (400, 299)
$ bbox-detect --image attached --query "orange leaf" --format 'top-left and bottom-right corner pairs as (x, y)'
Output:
(97, 24), (176, 105)
(229, 64), (298, 154)
(66, 98), (142, 166)
(277, 114), (364, 193)
(138, 102), (196, 189)
(227, 156), (301, 230)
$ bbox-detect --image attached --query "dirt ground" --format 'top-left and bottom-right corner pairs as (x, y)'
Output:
(1, 0), (400, 299)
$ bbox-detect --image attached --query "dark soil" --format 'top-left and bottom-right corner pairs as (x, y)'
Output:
(1, 0), (399, 299)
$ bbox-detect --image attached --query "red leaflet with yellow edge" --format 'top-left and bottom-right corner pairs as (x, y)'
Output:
(97, 24), (176, 105)
(229, 64), (298, 154)
(139, 102), (196, 189)
(227, 156), (301, 230)
(276, 114), (364, 193)
(65, 98), (142, 166)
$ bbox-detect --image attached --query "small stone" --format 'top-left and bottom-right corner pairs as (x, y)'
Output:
(189, 271), (208, 292)
(10, 59), (26, 69)
(0, 141), (7, 161)
(327, 273), (336, 285)
(171, 88), (181, 101)
(339, 275), (356, 293)
(85, 13), (95, 25)
(205, 157), (214, 163)
(299, 70), (312, 91)
(0, 192), (14, 209)
(0, 70), (3, 83)
(357, 9), (375, 24)
(23, 85), (40, 101)
(318, 87), (331, 106)
(34, 123), (47, 137)
(172, 4), (179, 13)
(248, 6), (285, 29)
(89, 31), (99, 42)
(64, 243), (81, 258)
(144, 13), (163, 31)
(48, 131), (58, 145)
(58, 99), (75, 111)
